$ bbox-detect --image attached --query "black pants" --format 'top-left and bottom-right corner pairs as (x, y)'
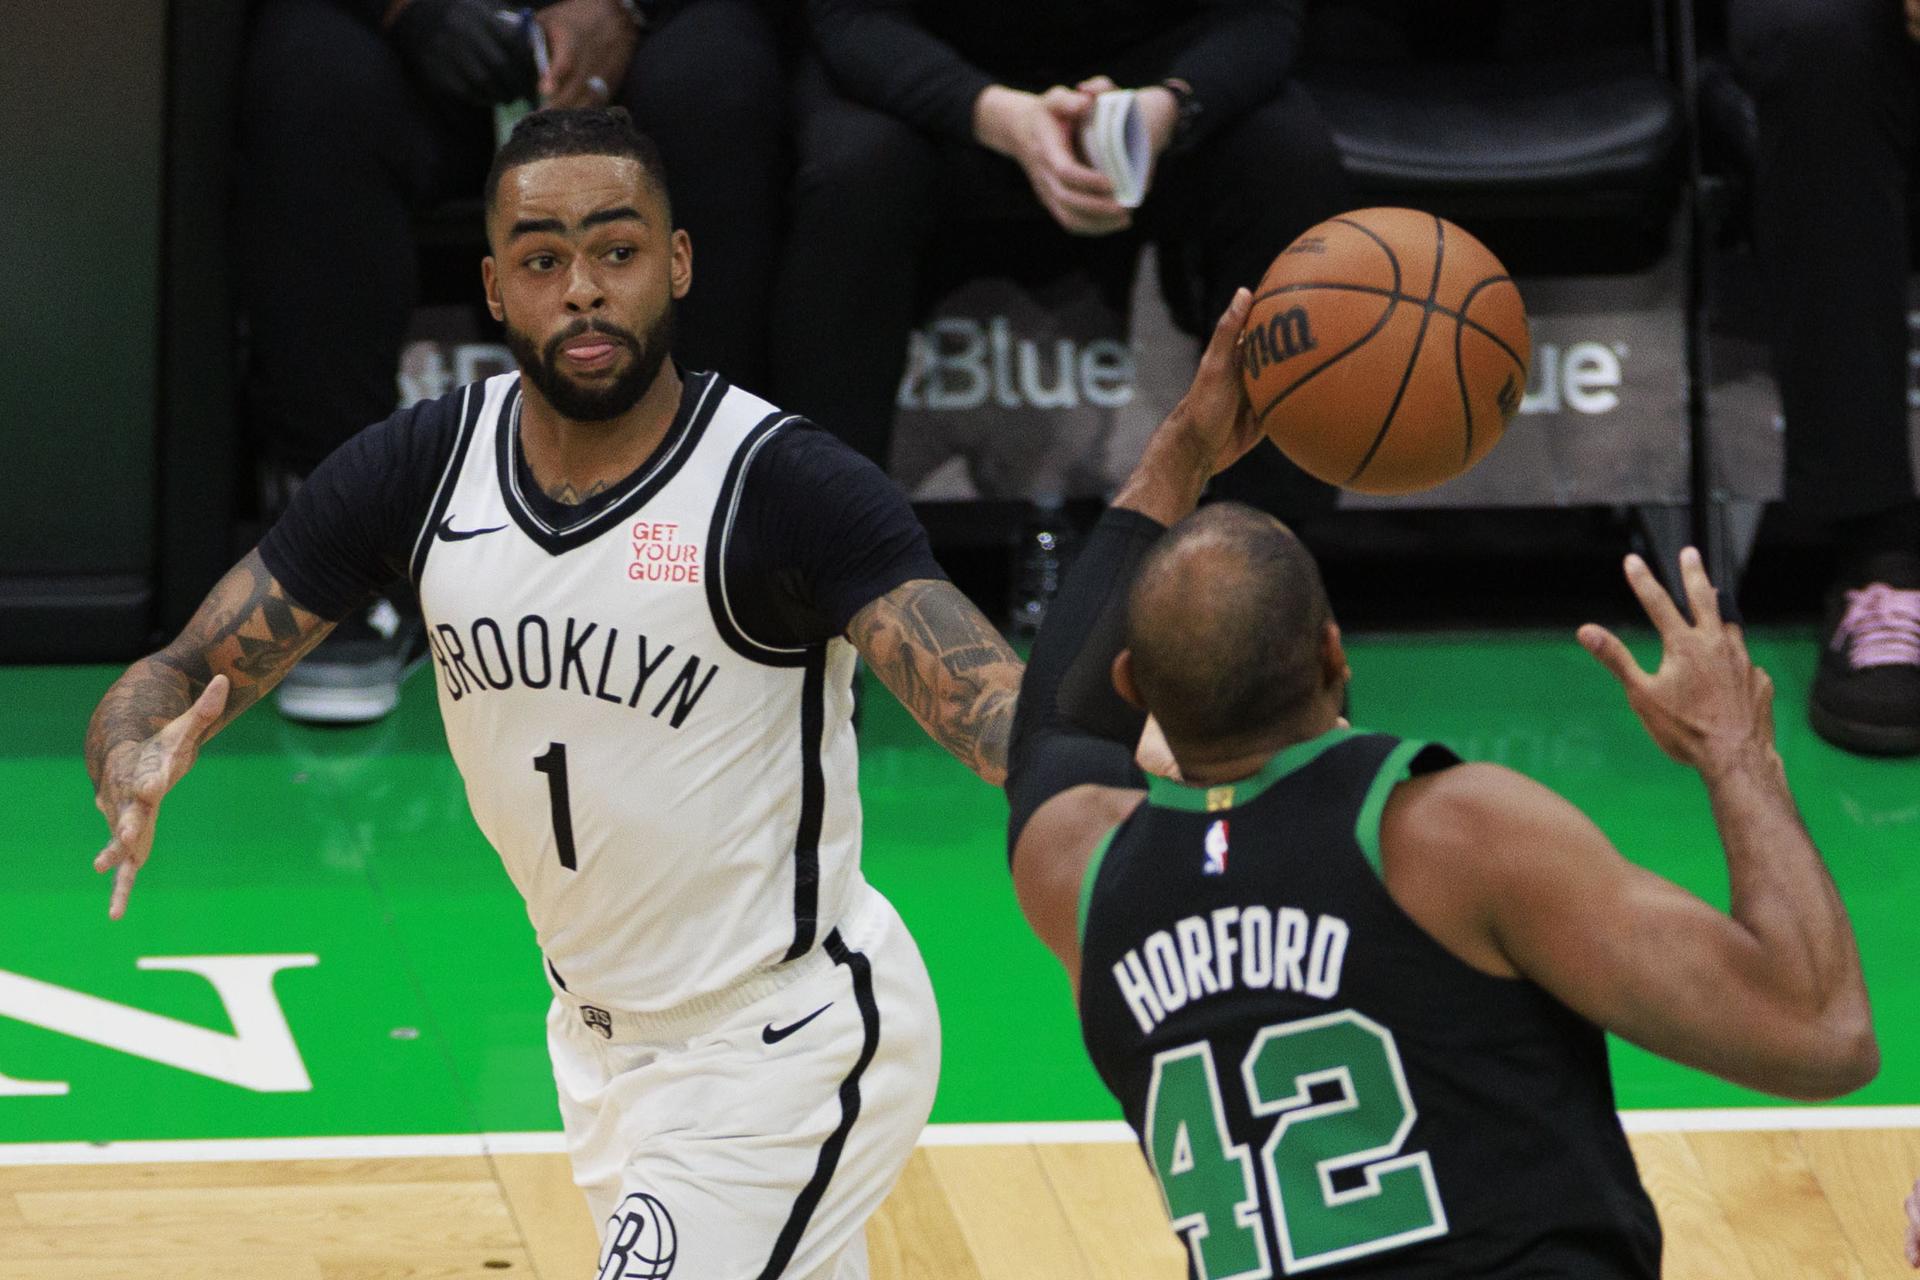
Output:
(1731, 0), (1918, 523)
(768, 57), (1352, 516)
(235, 0), (787, 477)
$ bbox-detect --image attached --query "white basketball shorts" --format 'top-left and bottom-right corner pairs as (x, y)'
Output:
(546, 883), (941, 1279)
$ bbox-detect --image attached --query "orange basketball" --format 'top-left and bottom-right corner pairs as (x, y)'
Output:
(1240, 207), (1530, 495)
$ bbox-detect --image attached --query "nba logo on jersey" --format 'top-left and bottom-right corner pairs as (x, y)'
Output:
(1203, 820), (1229, 875)
(598, 1193), (677, 1279)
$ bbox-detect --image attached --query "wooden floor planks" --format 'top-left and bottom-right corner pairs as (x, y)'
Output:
(0, 1129), (1911, 1277)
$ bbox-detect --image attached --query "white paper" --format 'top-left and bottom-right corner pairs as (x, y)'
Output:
(1078, 89), (1151, 209)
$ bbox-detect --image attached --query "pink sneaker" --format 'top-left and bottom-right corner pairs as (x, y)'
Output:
(1809, 553), (1920, 755)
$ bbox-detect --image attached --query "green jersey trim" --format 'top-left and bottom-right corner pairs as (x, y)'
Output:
(1356, 738), (1431, 877)
(1145, 725), (1361, 813)
(1077, 825), (1122, 948)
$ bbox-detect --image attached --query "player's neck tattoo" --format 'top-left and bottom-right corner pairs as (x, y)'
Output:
(545, 477), (613, 506)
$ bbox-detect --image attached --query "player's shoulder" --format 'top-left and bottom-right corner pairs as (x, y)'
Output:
(1381, 760), (1604, 894)
(1388, 761), (1547, 837)
(359, 378), (490, 451)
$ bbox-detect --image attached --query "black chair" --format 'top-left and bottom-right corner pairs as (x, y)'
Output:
(1294, 0), (1696, 588)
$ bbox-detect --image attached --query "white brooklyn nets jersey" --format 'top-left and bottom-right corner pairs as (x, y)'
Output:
(411, 371), (864, 1013)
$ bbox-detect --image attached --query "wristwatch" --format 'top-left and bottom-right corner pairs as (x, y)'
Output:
(1160, 77), (1203, 151)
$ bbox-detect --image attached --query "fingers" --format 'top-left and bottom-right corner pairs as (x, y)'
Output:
(152, 675), (226, 783)
(1676, 546), (1722, 630)
(1076, 75), (1119, 96)
(538, 15), (574, 102)
(1208, 288), (1254, 356)
(191, 674), (230, 728)
(1751, 665), (1776, 723)
(95, 804), (149, 873)
(95, 803), (153, 920)
(1622, 553), (1687, 638)
(1046, 183), (1130, 227)
(1134, 715), (1180, 781)
(1038, 137), (1119, 200)
(1578, 623), (1648, 691)
(1040, 84), (1096, 127)
(108, 860), (141, 921)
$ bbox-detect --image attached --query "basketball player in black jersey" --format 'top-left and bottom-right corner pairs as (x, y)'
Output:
(1004, 289), (1879, 1277)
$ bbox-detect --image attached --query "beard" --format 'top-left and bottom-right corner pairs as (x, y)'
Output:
(503, 303), (676, 423)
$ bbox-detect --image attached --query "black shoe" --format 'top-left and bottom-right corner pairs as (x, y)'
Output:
(1808, 551), (1920, 756)
(276, 596), (427, 725)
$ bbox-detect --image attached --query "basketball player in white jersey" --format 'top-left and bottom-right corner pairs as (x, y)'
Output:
(83, 109), (1025, 1278)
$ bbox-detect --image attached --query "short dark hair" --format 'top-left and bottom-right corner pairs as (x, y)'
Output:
(1125, 503), (1333, 744)
(484, 106), (672, 224)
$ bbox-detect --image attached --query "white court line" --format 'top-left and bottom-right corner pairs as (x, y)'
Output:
(0, 1108), (1917, 1167)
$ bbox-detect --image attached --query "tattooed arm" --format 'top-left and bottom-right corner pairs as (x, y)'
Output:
(847, 578), (1024, 786)
(84, 550), (333, 918)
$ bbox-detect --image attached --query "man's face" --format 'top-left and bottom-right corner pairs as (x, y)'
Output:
(482, 153), (691, 422)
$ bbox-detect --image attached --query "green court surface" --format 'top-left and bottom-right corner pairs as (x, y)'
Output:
(0, 626), (1914, 1146)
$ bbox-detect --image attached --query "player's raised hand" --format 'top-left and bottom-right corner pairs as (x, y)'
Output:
(1174, 287), (1262, 473)
(1115, 290), (1260, 525)
(91, 675), (228, 920)
(1578, 548), (1775, 777)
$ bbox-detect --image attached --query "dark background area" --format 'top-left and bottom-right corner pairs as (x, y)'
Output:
(0, 0), (1846, 664)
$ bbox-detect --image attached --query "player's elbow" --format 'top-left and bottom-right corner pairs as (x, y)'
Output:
(1814, 1014), (1880, 1099)
(1775, 1009), (1879, 1101)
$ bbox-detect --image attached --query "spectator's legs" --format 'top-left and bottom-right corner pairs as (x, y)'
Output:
(771, 58), (944, 465)
(1734, 0), (1920, 754)
(235, 0), (489, 724)
(1146, 81), (1354, 519)
(623, 0), (788, 391)
(235, 0), (490, 479)
(1730, 0), (1918, 538)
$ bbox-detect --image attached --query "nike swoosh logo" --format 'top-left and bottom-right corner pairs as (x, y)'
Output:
(436, 517), (507, 542)
(761, 1003), (833, 1045)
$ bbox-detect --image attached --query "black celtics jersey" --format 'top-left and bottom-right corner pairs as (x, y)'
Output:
(1078, 728), (1661, 1278)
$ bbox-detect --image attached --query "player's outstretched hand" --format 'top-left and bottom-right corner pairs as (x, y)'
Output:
(91, 675), (228, 921)
(1903, 1177), (1920, 1267)
(1578, 548), (1775, 778)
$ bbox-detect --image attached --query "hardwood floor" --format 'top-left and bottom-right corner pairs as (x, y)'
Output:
(1, 1129), (1915, 1278)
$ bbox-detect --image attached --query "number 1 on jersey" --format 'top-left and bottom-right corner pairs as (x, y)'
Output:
(532, 742), (578, 870)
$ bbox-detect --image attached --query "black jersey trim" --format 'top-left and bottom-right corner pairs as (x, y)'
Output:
(756, 928), (879, 1280)
(704, 410), (816, 667)
(408, 382), (486, 586)
(495, 370), (725, 556)
(782, 648), (829, 964)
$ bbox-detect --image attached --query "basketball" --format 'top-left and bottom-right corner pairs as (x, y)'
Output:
(1240, 207), (1530, 495)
